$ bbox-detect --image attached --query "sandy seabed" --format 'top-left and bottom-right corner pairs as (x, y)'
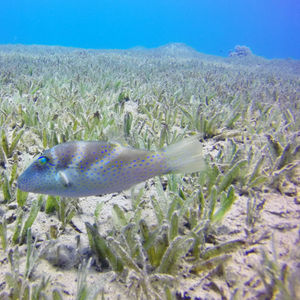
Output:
(0, 44), (299, 299)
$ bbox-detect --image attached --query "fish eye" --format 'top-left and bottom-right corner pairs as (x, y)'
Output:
(38, 156), (49, 165)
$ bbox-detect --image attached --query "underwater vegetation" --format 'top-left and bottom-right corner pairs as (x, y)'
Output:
(0, 43), (299, 299)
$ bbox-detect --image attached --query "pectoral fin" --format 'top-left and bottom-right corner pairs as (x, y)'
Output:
(56, 171), (72, 187)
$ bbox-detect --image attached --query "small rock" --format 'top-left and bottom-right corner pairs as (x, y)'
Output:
(7, 203), (17, 210)
(44, 243), (79, 269)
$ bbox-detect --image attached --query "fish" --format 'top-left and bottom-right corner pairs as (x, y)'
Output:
(17, 136), (205, 197)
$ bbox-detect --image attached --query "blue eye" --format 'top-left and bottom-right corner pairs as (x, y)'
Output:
(38, 156), (49, 165)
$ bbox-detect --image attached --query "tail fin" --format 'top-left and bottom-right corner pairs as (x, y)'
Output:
(163, 135), (205, 174)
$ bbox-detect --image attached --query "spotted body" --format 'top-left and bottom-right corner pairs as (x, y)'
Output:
(17, 137), (204, 197)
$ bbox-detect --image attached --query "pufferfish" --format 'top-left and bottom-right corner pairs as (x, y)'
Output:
(17, 136), (205, 197)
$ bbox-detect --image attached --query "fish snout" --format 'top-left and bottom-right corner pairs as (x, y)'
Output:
(17, 171), (33, 192)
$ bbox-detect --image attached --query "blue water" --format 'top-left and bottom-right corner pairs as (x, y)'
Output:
(1, 0), (299, 59)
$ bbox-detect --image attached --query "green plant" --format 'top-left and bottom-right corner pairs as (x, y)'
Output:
(0, 217), (7, 251)
(12, 197), (42, 245)
(256, 236), (297, 300)
(85, 222), (123, 272)
(45, 196), (77, 231)
(1, 128), (24, 158)
(76, 258), (101, 300)
(2, 245), (50, 300)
